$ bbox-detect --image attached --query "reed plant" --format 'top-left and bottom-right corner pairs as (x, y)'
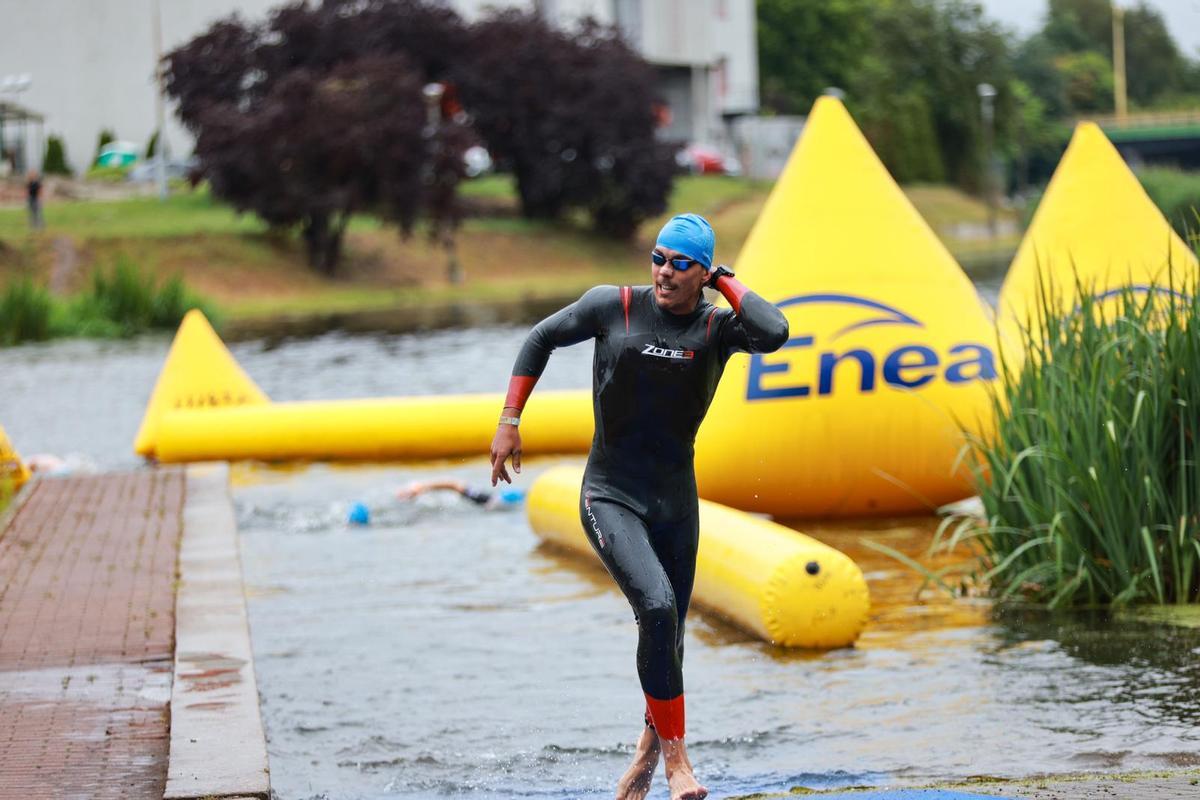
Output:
(950, 273), (1200, 608)
(0, 277), (54, 345)
(0, 258), (215, 345)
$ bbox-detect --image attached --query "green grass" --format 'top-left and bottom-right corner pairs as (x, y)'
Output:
(0, 175), (1025, 331)
(0, 190), (268, 240)
(951, 273), (1200, 608)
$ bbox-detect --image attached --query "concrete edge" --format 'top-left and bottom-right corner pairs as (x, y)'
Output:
(165, 462), (270, 800)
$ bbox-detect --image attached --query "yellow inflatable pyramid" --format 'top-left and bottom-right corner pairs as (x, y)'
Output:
(134, 310), (269, 458)
(999, 122), (1198, 347)
(1, 424), (31, 494)
(693, 97), (999, 516)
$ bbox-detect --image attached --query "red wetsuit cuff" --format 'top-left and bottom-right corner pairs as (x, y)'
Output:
(504, 375), (538, 411)
(644, 693), (685, 740)
(714, 275), (749, 315)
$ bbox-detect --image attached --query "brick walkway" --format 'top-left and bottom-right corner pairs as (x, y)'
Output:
(0, 470), (184, 800)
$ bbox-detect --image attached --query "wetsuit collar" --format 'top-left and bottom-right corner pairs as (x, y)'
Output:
(649, 286), (708, 324)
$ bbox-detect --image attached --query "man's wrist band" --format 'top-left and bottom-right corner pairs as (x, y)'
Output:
(498, 415), (521, 427)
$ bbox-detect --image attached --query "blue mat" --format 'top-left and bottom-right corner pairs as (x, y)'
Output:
(817, 791), (1011, 800)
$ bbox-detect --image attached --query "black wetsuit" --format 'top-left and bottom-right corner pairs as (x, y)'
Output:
(507, 281), (788, 737)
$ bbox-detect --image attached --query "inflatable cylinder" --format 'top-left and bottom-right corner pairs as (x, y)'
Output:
(155, 391), (593, 463)
(527, 465), (870, 648)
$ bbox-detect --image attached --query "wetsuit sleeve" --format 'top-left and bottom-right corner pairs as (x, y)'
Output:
(505, 285), (614, 410)
(713, 275), (789, 355)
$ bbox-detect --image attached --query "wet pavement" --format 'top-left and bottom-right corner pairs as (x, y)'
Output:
(0, 470), (183, 800)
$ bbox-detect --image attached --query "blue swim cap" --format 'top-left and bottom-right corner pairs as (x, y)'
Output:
(656, 213), (714, 269)
(498, 488), (527, 505)
(347, 502), (370, 526)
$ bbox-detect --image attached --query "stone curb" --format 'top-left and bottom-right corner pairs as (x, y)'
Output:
(164, 463), (270, 799)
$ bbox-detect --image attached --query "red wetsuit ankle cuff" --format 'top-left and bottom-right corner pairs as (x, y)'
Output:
(644, 693), (685, 740)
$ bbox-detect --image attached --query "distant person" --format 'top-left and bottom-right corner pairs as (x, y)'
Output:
(395, 479), (526, 510)
(26, 170), (43, 230)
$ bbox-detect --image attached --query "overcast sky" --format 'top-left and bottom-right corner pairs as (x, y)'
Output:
(980, 0), (1200, 58)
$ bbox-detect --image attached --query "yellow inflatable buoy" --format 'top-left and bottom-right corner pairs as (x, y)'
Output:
(527, 465), (870, 648)
(134, 310), (269, 458)
(0, 424), (31, 495)
(692, 97), (998, 516)
(998, 122), (1198, 352)
(155, 390), (592, 463)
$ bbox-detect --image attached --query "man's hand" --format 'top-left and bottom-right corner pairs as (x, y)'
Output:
(490, 423), (522, 485)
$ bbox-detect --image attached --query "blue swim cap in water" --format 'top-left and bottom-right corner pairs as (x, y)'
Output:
(347, 501), (370, 525)
(656, 213), (714, 269)
(498, 488), (527, 505)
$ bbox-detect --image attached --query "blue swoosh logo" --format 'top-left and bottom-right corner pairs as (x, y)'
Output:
(774, 293), (924, 340)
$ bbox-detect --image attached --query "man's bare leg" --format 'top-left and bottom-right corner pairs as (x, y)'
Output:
(615, 725), (661, 800)
(660, 737), (707, 800)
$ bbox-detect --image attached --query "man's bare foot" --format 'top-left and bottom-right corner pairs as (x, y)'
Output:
(615, 726), (661, 800)
(660, 737), (707, 800)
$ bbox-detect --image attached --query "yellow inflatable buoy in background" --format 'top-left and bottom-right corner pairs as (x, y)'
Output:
(134, 310), (270, 458)
(155, 390), (593, 463)
(0, 424), (31, 494)
(998, 122), (1199, 351)
(527, 465), (870, 648)
(693, 97), (999, 517)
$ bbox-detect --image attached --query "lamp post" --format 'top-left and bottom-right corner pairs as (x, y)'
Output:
(422, 82), (462, 285)
(152, 0), (169, 200)
(1112, 3), (1128, 122)
(977, 82), (997, 237)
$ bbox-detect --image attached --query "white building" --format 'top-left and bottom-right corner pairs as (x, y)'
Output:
(0, 0), (757, 175)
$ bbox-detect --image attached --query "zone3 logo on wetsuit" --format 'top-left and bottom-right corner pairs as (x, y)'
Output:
(641, 343), (695, 360)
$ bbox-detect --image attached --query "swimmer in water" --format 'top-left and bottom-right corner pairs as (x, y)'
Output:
(395, 479), (526, 510)
(489, 213), (788, 800)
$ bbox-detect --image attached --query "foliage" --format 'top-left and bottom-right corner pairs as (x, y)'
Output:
(164, 0), (471, 274)
(1055, 50), (1114, 113)
(0, 260), (214, 345)
(847, 0), (1015, 190)
(85, 164), (130, 183)
(960, 276), (1200, 607)
(0, 277), (53, 345)
(454, 9), (674, 238)
(42, 135), (72, 176)
(67, 257), (214, 337)
(757, 0), (874, 115)
(93, 129), (116, 165)
(1135, 168), (1200, 243)
(145, 129), (160, 160)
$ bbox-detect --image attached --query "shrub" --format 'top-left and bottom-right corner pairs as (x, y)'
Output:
(1136, 167), (1200, 243)
(961, 273), (1200, 607)
(0, 277), (53, 345)
(94, 128), (116, 165)
(42, 135), (72, 175)
(85, 164), (130, 183)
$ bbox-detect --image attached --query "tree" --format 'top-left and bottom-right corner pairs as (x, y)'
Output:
(164, 2), (470, 275)
(42, 135), (72, 175)
(455, 10), (674, 238)
(93, 129), (116, 165)
(846, 0), (1016, 190)
(757, 0), (874, 115)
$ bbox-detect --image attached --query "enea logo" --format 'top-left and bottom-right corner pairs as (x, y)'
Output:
(746, 293), (997, 401)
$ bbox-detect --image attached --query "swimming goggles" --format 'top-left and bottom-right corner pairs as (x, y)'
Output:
(650, 250), (699, 271)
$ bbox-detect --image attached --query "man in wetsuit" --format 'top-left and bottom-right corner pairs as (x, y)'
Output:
(490, 213), (788, 800)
